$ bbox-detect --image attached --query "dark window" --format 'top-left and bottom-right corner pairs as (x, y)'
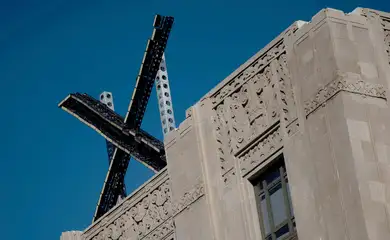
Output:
(253, 155), (297, 240)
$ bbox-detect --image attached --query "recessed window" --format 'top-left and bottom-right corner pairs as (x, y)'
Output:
(157, 85), (161, 90)
(162, 75), (167, 80)
(107, 102), (112, 107)
(160, 66), (165, 71)
(167, 109), (172, 114)
(106, 93), (111, 98)
(253, 155), (296, 240)
(168, 118), (173, 123)
(166, 101), (171, 106)
(163, 84), (168, 88)
(164, 128), (167, 133)
(164, 92), (170, 97)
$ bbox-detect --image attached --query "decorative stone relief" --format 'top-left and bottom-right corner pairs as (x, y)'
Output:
(211, 23), (300, 182)
(378, 15), (390, 66)
(87, 179), (173, 240)
(239, 126), (283, 175)
(274, 53), (297, 125)
(142, 219), (174, 240)
(385, 29), (390, 65)
(222, 168), (236, 186)
(286, 119), (300, 137)
(213, 104), (233, 173)
(211, 41), (285, 106)
(84, 175), (205, 240)
(361, 10), (390, 65)
(304, 74), (387, 117)
(172, 181), (205, 216)
(213, 63), (281, 181)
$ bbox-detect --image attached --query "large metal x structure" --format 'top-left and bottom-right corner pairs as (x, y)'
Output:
(58, 15), (174, 222)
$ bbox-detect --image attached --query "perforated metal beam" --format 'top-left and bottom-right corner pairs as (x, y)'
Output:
(155, 53), (177, 136)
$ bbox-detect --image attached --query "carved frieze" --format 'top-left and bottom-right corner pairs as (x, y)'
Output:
(142, 219), (175, 240)
(222, 168), (236, 186)
(274, 53), (297, 126)
(384, 29), (390, 65)
(212, 30), (298, 182)
(87, 178), (172, 240)
(83, 174), (205, 240)
(378, 15), (390, 65)
(172, 181), (205, 216)
(211, 41), (285, 106)
(239, 125), (283, 175)
(361, 10), (390, 65)
(213, 63), (281, 180)
(304, 74), (387, 117)
(380, 16), (390, 30)
(213, 104), (233, 174)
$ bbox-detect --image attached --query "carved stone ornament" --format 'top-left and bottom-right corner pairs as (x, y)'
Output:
(304, 74), (387, 117)
(86, 179), (173, 240)
(274, 53), (297, 126)
(211, 40), (285, 106)
(171, 181), (205, 216)
(239, 125), (283, 175)
(211, 28), (299, 183)
(83, 174), (205, 240)
(384, 29), (390, 65)
(361, 9), (390, 65)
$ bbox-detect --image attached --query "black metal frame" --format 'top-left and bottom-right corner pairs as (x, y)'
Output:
(58, 14), (174, 222)
(253, 156), (297, 240)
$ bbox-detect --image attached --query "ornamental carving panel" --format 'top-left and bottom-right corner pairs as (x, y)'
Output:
(88, 179), (173, 240)
(213, 63), (281, 177)
(274, 53), (297, 126)
(239, 125), (283, 175)
(83, 170), (205, 240)
(379, 16), (390, 65)
(211, 40), (286, 106)
(384, 29), (390, 65)
(304, 73), (386, 117)
(212, 36), (299, 178)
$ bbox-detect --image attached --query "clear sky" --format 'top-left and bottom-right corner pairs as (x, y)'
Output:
(0, 0), (388, 239)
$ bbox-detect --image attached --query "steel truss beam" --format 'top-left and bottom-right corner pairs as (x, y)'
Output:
(125, 15), (174, 130)
(58, 14), (174, 222)
(59, 93), (166, 168)
(59, 93), (166, 220)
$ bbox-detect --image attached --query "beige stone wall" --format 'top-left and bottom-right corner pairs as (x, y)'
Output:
(65, 7), (390, 240)
(60, 231), (82, 240)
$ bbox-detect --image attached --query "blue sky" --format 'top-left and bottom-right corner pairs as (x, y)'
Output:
(0, 0), (388, 239)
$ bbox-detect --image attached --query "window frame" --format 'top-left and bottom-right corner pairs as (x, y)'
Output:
(251, 155), (297, 240)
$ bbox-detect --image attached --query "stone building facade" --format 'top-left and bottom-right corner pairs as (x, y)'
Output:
(62, 7), (390, 240)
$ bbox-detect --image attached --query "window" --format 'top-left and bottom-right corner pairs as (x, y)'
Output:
(253, 155), (296, 240)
